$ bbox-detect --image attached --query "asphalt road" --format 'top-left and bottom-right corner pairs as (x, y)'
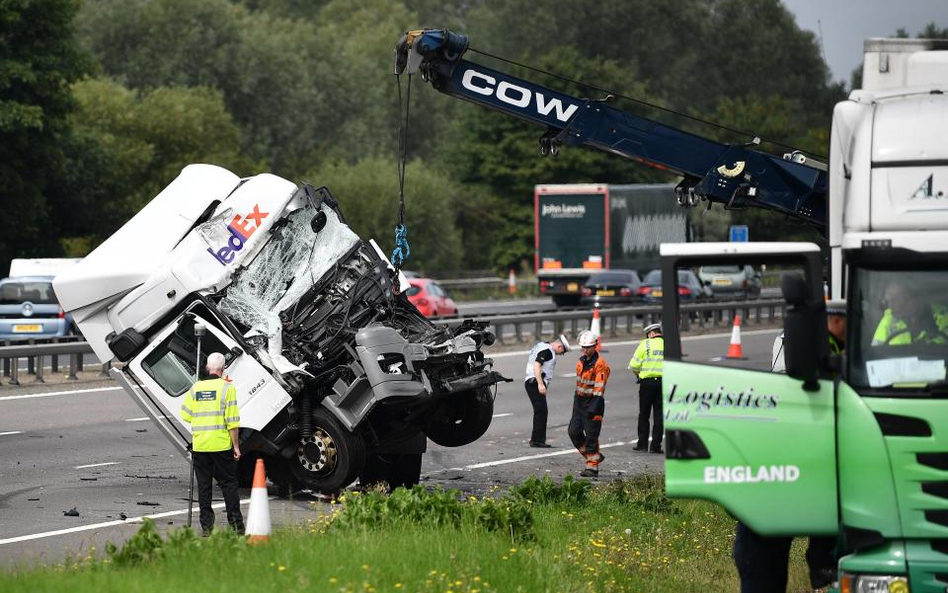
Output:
(0, 327), (780, 568)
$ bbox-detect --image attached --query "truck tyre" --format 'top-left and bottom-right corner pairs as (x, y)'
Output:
(290, 407), (366, 493)
(426, 387), (494, 447)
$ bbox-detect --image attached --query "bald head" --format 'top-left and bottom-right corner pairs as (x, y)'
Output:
(206, 352), (226, 376)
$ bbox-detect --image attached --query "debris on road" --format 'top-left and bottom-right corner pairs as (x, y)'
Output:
(136, 501), (160, 506)
(124, 474), (176, 480)
(79, 477), (97, 481)
(63, 507), (79, 517)
(119, 512), (127, 520)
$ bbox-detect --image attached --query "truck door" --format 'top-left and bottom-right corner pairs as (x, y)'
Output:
(128, 309), (291, 436)
(660, 244), (838, 536)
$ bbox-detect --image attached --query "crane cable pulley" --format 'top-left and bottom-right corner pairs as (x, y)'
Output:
(390, 72), (412, 293)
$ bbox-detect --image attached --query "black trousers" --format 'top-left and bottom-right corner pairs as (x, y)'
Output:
(524, 379), (548, 443)
(637, 377), (663, 450)
(734, 522), (838, 592)
(193, 449), (244, 534)
(568, 396), (604, 461)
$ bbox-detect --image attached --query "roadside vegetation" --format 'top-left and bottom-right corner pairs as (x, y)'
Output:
(0, 474), (812, 592)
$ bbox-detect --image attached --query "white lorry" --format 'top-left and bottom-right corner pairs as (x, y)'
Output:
(54, 166), (507, 492)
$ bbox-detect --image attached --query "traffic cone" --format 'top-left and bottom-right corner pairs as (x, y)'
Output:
(508, 269), (517, 294)
(726, 314), (745, 359)
(245, 458), (271, 544)
(590, 307), (602, 351)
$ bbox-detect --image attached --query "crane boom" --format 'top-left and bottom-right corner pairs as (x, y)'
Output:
(395, 28), (827, 229)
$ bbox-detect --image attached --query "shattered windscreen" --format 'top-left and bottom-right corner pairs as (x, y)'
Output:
(219, 201), (360, 356)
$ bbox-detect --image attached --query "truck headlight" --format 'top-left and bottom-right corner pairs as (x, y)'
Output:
(840, 573), (909, 593)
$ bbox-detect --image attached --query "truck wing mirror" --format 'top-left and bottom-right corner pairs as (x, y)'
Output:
(781, 272), (825, 391)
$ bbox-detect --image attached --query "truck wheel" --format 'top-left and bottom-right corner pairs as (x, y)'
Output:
(426, 387), (494, 447)
(290, 407), (366, 493)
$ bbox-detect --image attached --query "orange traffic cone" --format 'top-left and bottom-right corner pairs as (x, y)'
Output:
(245, 458), (271, 544)
(590, 307), (602, 351)
(508, 269), (517, 294)
(726, 314), (745, 359)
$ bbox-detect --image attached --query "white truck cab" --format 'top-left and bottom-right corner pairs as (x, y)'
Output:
(55, 165), (506, 492)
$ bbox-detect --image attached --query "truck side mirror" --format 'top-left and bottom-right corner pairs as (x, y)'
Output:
(781, 273), (825, 391)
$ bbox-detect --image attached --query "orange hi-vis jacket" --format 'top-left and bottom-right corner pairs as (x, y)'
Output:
(574, 354), (611, 397)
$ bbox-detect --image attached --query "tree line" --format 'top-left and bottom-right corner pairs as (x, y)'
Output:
(2, 0), (942, 276)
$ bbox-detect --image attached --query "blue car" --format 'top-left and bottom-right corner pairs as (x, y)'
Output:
(0, 276), (71, 341)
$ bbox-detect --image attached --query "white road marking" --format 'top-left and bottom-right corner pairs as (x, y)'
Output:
(0, 386), (123, 402)
(445, 439), (639, 471)
(0, 497), (268, 546)
(491, 413), (513, 418)
(560, 372), (576, 378)
(75, 462), (120, 469)
(0, 431), (23, 436)
(125, 417), (150, 422)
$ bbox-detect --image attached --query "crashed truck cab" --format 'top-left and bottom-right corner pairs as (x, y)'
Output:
(54, 164), (506, 492)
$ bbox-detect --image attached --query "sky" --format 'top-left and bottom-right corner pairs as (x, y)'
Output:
(781, 0), (948, 83)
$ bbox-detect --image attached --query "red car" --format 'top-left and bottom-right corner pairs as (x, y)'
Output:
(406, 278), (458, 318)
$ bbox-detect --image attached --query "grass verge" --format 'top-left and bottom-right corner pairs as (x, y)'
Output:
(1, 474), (812, 592)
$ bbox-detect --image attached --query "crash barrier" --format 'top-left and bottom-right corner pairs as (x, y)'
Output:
(0, 299), (784, 385)
(0, 338), (102, 386)
(443, 298), (786, 346)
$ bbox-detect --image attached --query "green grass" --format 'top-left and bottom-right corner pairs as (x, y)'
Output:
(1, 475), (813, 592)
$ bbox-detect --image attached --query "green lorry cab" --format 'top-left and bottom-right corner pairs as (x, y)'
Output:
(661, 242), (947, 593)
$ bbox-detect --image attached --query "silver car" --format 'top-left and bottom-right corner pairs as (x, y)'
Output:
(697, 265), (762, 299)
(0, 276), (70, 340)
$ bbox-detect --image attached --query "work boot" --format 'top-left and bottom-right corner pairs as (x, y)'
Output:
(580, 467), (599, 478)
(650, 447), (663, 454)
(529, 441), (553, 448)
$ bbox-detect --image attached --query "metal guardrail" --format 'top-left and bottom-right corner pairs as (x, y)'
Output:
(0, 299), (784, 385)
(0, 338), (105, 386)
(443, 298), (786, 346)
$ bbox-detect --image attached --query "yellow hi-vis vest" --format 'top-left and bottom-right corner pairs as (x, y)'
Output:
(629, 336), (664, 379)
(181, 377), (239, 452)
(872, 308), (947, 346)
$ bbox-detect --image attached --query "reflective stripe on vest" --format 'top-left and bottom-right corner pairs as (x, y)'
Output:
(181, 377), (239, 452)
(629, 337), (663, 379)
(574, 357), (611, 397)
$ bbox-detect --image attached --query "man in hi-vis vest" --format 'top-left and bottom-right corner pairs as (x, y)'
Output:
(181, 352), (244, 536)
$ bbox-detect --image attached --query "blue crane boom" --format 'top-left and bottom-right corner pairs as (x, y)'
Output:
(395, 28), (827, 230)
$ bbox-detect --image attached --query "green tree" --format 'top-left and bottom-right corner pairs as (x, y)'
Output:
(303, 156), (462, 274)
(54, 78), (255, 252)
(0, 0), (86, 273)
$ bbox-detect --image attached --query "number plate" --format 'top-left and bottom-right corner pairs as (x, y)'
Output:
(713, 278), (731, 285)
(13, 324), (42, 333)
(597, 289), (616, 296)
(567, 283), (579, 291)
(652, 290), (663, 297)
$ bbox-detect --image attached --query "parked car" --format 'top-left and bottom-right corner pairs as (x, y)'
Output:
(638, 269), (711, 303)
(0, 276), (70, 340)
(580, 269), (642, 306)
(406, 278), (458, 317)
(697, 265), (761, 299)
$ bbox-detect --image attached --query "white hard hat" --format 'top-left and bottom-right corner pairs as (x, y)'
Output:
(557, 333), (571, 352)
(578, 330), (598, 348)
(644, 323), (662, 335)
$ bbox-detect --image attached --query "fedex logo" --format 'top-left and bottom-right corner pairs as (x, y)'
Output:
(206, 204), (269, 265)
